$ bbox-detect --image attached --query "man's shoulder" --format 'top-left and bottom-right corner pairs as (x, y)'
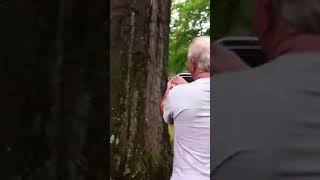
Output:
(213, 69), (257, 89)
(171, 79), (209, 93)
(169, 83), (192, 97)
(213, 52), (320, 85)
(212, 63), (278, 105)
(213, 56), (287, 85)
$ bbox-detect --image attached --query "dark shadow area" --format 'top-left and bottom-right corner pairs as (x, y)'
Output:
(0, 0), (108, 179)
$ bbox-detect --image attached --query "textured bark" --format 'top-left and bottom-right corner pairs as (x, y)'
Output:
(110, 0), (172, 179)
(0, 0), (107, 179)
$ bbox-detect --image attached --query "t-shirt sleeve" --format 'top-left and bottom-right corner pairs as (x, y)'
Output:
(163, 90), (174, 123)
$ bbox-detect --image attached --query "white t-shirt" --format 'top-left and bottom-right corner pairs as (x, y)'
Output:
(163, 78), (210, 180)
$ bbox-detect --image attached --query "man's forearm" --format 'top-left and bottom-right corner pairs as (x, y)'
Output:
(160, 90), (174, 124)
(160, 79), (174, 113)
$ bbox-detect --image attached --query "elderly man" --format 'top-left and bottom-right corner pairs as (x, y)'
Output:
(160, 36), (210, 180)
(212, 0), (320, 180)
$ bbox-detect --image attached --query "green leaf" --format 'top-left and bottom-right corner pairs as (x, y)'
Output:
(168, 0), (210, 74)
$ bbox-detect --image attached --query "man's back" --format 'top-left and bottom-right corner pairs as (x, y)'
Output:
(164, 78), (210, 179)
(212, 53), (320, 180)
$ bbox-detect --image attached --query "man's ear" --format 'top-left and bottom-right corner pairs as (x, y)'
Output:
(191, 58), (198, 72)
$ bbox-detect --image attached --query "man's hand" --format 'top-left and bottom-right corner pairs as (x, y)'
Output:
(166, 79), (175, 91)
(161, 75), (188, 113)
(172, 75), (188, 86)
(160, 79), (175, 113)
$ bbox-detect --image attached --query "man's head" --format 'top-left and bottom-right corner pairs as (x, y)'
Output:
(253, 0), (320, 58)
(187, 36), (210, 79)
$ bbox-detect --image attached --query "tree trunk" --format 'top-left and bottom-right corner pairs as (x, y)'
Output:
(0, 0), (107, 179)
(110, 0), (172, 179)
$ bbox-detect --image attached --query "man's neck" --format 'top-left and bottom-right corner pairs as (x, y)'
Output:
(271, 34), (320, 59)
(194, 72), (210, 80)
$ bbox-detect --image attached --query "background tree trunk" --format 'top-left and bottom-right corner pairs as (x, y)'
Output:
(0, 0), (107, 179)
(110, 0), (172, 179)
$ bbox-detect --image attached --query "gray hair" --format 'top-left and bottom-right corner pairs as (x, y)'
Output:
(187, 36), (210, 73)
(273, 0), (320, 33)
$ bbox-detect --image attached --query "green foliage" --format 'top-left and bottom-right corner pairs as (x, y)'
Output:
(168, 0), (210, 74)
(168, 0), (253, 74)
(168, 124), (174, 142)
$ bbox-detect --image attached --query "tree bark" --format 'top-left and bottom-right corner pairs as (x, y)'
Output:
(0, 0), (107, 179)
(110, 0), (172, 179)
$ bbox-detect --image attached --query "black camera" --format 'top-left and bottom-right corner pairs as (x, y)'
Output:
(177, 72), (193, 83)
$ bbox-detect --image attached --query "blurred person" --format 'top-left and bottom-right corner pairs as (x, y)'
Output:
(212, 0), (320, 180)
(165, 42), (249, 151)
(160, 36), (210, 180)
